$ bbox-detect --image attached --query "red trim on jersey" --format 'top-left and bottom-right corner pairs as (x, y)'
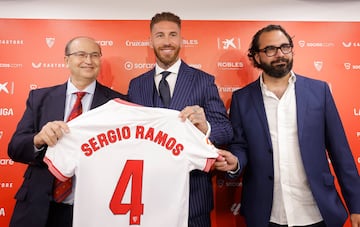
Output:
(43, 157), (70, 182)
(113, 98), (142, 106)
(203, 156), (217, 172)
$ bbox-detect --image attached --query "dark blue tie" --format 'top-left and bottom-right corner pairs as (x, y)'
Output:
(159, 71), (171, 107)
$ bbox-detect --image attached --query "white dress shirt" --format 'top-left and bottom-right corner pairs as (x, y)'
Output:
(62, 78), (96, 204)
(260, 73), (323, 226)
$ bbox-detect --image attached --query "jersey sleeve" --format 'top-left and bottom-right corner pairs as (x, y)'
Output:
(43, 130), (79, 182)
(181, 119), (219, 172)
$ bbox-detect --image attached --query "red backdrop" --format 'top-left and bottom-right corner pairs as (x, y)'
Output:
(1, 19), (359, 226)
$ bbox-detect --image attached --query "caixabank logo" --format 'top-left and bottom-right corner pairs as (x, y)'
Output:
(217, 37), (241, 50)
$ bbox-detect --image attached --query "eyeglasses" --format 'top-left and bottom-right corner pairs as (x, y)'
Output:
(258, 44), (293, 57)
(67, 51), (102, 60)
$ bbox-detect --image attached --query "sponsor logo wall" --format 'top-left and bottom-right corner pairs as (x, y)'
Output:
(0, 19), (359, 226)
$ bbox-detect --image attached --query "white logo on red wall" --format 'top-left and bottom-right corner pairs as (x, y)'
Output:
(0, 130), (3, 139)
(0, 108), (13, 116)
(354, 108), (360, 116)
(342, 42), (360, 48)
(0, 82), (15, 95)
(0, 39), (24, 45)
(298, 40), (334, 47)
(124, 61), (155, 71)
(0, 159), (14, 166)
(0, 207), (5, 216)
(45, 37), (55, 48)
(217, 37), (241, 50)
(31, 62), (65, 69)
(314, 61), (323, 71)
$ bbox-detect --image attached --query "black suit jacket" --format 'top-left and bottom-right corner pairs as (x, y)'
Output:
(8, 81), (127, 227)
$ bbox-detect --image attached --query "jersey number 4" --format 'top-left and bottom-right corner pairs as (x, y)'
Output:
(109, 160), (144, 225)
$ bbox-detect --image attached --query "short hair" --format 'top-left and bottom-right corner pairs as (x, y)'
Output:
(247, 24), (293, 67)
(150, 12), (181, 30)
(64, 36), (101, 56)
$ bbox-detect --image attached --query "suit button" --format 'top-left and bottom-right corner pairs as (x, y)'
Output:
(268, 175), (274, 181)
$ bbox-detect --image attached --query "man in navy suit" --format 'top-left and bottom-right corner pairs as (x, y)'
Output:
(215, 25), (360, 227)
(8, 36), (127, 227)
(128, 12), (233, 227)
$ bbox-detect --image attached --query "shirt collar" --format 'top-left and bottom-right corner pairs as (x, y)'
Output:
(155, 58), (181, 76)
(260, 71), (296, 89)
(66, 78), (96, 95)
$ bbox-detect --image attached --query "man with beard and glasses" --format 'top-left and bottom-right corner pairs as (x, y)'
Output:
(128, 12), (233, 227)
(214, 24), (360, 227)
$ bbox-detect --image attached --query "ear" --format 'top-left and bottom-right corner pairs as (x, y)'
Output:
(254, 53), (260, 65)
(149, 36), (154, 49)
(64, 56), (70, 68)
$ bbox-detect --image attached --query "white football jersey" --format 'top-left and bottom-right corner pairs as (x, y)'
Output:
(44, 99), (218, 227)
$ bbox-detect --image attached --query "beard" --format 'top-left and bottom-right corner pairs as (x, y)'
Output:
(153, 45), (181, 68)
(258, 57), (293, 78)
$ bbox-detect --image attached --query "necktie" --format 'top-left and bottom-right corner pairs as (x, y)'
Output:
(53, 91), (86, 203)
(159, 71), (171, 107)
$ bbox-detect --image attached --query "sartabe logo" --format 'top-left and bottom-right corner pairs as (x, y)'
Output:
(0, 81), (15, 95)
(31, 62), (66, 69)
(342, 42), (360, 48)
(124, 61), (155, 71)
(0, 39), (24, 45)
(45, 37), (55, 48)
(314, 61), (323, 71)
(217, 37), (241, 50)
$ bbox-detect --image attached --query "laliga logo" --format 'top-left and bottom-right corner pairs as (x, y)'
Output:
(344, 63), (351, 70)
(313, 61), (323, 71)
(298, 40), (305, 48)
(45, 37), (55, 48)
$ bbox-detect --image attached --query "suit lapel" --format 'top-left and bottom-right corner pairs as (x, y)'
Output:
(46, 83), (67, 121)
(294, 75), (308, 144)
(250, 80), (273, 148)
(170, 62), (193, 109)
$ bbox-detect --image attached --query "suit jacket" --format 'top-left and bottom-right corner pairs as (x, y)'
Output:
(128, 61), (233, 218)
(229, 74), (360, 227)
(8, 81), (127, 227)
